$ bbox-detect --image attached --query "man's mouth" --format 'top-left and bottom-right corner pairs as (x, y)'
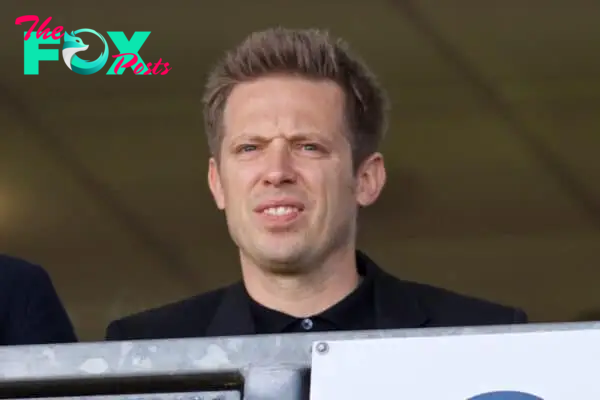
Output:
(254, 198), (305, 213)
(262, 206), (301, 216)
(254, 199), (306, 226)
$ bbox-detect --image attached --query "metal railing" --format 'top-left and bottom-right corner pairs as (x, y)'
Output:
(1, 321), (598, 400)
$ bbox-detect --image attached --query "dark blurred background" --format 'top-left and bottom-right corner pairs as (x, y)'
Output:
(0, 1), (599, 341)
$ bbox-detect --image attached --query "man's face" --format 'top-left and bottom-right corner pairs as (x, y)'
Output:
(208, 75), (385, 274)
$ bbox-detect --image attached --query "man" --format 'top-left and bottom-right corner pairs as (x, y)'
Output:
(106, 28), (527, 341)
(1, 254), (77, 345)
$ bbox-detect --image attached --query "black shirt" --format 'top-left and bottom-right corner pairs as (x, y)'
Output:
(105, 250), (529, 341)
(247, 260), (376, 334)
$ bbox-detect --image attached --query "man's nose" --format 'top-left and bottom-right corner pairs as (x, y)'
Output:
(262, 142), (297, 186)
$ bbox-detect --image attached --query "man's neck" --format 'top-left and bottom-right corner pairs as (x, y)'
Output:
(240, 248), (361, 318)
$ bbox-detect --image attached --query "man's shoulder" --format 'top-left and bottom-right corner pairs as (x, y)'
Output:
(105, 285), (232, 341)
(389, 275), (528, 325)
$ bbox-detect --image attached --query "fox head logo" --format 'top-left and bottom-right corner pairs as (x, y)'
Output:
(62, 29), (108, 75)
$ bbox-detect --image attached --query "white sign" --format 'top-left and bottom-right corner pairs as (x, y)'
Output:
(309, 328), (600, 399)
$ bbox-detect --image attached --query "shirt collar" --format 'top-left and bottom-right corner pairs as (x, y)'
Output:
(205, 250), (429, 337)
(248, 263), (376, 333)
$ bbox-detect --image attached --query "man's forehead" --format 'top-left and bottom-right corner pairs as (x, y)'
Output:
(223, 77), (344, 114)
(224, 98), (342, 124)
(219, 77), (348, 143)
(222, 111), (346, 143)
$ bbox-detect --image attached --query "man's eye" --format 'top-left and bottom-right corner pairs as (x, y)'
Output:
(301, 143), (319, 151)
(239, 144), (257, 152)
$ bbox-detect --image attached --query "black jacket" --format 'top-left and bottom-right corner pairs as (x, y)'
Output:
(0, 255), (77, 345)
(105, 251), (527, 340)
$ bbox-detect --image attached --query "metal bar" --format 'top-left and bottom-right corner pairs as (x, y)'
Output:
(1, 322), (599, 399)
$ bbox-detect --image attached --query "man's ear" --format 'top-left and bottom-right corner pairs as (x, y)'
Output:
(355, 152), (386, 207)
(208, 157), (225, 210)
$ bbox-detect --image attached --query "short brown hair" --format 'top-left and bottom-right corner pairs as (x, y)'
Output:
(202, 27), (388, 169)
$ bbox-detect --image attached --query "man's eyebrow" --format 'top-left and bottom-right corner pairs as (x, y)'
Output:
(285, 131), (335, 143)
(229, 132), (334, 145)
(229, 134), (272, 143)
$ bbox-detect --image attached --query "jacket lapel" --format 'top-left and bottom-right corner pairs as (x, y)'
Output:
(358, 251), (430, 329)
(205, 282), (257, 337)
(206, 252), (430, 336)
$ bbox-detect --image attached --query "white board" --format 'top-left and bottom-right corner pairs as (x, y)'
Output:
(309, 329), (600, 399)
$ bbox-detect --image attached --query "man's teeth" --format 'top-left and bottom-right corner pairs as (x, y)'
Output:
(263, 206), (299, 216)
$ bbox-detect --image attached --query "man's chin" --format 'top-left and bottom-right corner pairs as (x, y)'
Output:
(255, 247), (311, 274)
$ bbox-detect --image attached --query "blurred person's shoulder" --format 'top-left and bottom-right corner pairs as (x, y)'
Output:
(0, 253), (77, 345)
(0, 254), (57, 301)
(0, 253), (49, 281)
